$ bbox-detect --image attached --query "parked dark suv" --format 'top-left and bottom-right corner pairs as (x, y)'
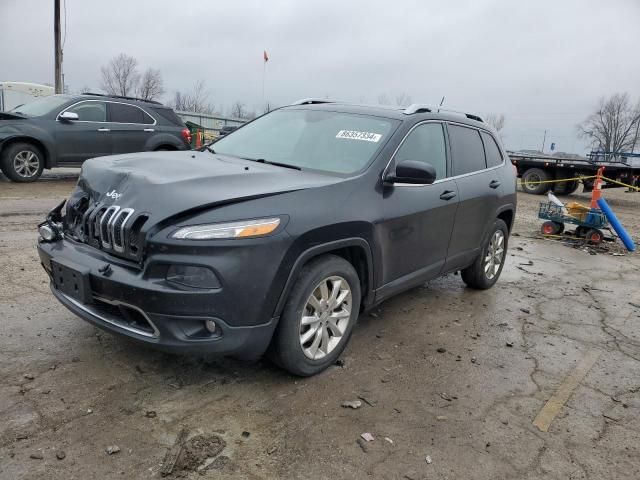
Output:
(0, 93), (191, 182)
(37, 99), (516, 376)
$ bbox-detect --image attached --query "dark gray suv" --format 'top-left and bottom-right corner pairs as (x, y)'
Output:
(37, 100), (516, 376)
(0, 93), (191, 182)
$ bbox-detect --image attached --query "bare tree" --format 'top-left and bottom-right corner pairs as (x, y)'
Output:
(136, 68), (164, 101)
(172, 80), (215, 114)
(100, 53), (139, 97)
(395, 93), (412, 106)
(578, 93), (640, 153)
(230, 101), (248, 119)
(485, 113), (506, 133)
(377, 93), (390, 105)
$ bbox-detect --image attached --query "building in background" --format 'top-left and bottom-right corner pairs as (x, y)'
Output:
(0, 82), (54, 111)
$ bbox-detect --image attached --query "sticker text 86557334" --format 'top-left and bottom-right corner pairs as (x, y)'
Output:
(335, 130), (382, 142)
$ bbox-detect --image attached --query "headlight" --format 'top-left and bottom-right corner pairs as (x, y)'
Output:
(171, 217), (281, 240)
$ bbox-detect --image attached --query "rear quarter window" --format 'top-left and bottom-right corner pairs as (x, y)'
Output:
(480, 131), (503, 168)
(448, 124), (487, 176)
(152, 108), (185, 127)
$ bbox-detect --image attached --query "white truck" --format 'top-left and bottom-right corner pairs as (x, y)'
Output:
(0, 82), (54, 112)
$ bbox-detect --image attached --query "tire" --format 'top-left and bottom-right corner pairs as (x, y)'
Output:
(553, 179), (579, 196)
(269, 254), (361, 376)
(461, 219), (509, 290)
(585, 229), (603, 245)
(0, 142), (44, 182)
(521, 168), (551, 195)
(541, 221), (563, 235)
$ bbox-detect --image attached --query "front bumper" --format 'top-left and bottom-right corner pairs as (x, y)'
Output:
(38, 238), (280, 357)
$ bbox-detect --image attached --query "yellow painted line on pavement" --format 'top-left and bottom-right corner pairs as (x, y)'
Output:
(532, 349), (601, 432)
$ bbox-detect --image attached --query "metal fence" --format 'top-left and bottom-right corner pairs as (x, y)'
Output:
(176, 111), (245, 135)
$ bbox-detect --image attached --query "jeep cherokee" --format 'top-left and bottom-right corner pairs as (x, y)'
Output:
(37, 99), (516, 376)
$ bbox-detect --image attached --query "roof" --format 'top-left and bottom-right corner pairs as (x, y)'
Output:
(284, 99), (487, 128)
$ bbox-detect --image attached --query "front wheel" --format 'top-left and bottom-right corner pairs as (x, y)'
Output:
(0, 142), (45, 182)
(461, 219), (509, 290)
(269, 255), (361, 376)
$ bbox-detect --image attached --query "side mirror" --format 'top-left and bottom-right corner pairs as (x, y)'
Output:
(386, 160), (436, 185)
(58, 111), (79, 122)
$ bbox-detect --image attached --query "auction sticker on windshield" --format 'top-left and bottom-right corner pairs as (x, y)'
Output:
(336, 130), (382, 142)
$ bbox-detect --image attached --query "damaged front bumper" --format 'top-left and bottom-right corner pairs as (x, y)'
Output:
(37, 238), (278, 357)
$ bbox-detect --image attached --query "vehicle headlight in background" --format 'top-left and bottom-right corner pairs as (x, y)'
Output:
(166, 265), (221, 289)
(171, 217), (281, 240)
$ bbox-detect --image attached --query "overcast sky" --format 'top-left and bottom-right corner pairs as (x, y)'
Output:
(2, 0), (639, 153)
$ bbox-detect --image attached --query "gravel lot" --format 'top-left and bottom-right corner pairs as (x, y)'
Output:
(1, 170), (639, 479)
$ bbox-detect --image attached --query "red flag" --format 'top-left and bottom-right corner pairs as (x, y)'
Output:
(263, 50), (269, 62)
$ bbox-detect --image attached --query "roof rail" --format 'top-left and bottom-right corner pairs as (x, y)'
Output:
(403, 104), (432, 114)
(290, 98), (336, 106)
(82, 92), (163, 105)
(403, 104), (484, 123)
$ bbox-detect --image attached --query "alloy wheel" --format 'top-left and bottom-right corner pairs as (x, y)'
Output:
(484, 230), (505, 280)
(299, 276), (352, 360)
(13, 150), (41, 178)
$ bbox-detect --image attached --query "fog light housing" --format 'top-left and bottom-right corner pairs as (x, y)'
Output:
(39, 224), (56, 242)
(166, 265), (221, 289)
(204, 319), (217, 333)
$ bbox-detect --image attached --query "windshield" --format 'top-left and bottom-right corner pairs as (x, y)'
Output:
(9, 95), (72, 117)
(213, 109), (397, 175)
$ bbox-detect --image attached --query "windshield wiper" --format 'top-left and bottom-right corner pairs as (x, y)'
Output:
(245, 158), (301, 171)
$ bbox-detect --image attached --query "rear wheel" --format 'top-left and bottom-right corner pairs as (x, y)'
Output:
(0, 142), (44, 182)
(269, 255), (361, 376)
(461, 219), (509, 290)
(553, 179), (579, 196)
(521, 168), (551, 195)
(585, 229), (603, 245)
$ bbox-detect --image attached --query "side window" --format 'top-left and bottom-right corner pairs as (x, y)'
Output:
(65, 101), (106, 122)
(142, 111), (155, 125)
(394, 123), (447, 180)
(448, 125), (486, 176)
(481, 131), (503, 168)
(109, 103), (146, 124)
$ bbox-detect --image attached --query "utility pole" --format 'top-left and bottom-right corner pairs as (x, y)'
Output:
(54, 0), (63, 94)
(541, 129), (547, 154)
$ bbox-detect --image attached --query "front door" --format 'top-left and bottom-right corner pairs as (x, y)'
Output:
(377, 122), (459, 298)
(108, 102), (155, 154)
(54, 100), (112, 164)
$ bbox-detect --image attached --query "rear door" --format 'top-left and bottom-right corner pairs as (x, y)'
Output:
(378, 122), (459, 295)
(54, 100), (112, 164)
(107, 102), (156, 154)
(444, 124), (504, 271)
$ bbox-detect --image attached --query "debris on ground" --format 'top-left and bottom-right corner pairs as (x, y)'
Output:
(334, 359), (346, 367)
(436, 347), (446, 353)
(341, 400), (362, 409)
(174, 434), (226, 473)
(160, 427), (188, 477)
(506, 341), (514, 347)
(105, 445), (120, 455)
(23, 374), (35, 380)
(29, 453), (43, 460)
(425, 455), (433, 464)
(357, 395), (377, 407)
(56, 451), (66, 460)
(520, 308), (531, 314)
(360, 432), (374, 442)
(241, 431), (250, 438)
(384, 437), (394, 445)
(144, 410), (157, 418)
(356, 437), (369, 453)
(436, 415), (448, 421)
(267, 445), (278, 455)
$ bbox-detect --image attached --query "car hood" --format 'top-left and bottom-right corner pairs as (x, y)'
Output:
(0, 112), (27, 121)
(76, 151), (343, 224)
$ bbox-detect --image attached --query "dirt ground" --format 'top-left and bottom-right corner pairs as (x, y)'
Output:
(1, 170), (639, 480)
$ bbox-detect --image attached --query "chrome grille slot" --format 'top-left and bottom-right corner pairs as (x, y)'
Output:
(111, 208), (135, 253)
(90, 207), (107, 245)
(100, 206), (120, 248)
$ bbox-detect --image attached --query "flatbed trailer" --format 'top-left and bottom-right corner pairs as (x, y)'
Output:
(508, 151), (640, 195)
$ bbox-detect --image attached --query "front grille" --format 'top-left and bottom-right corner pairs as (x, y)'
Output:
(65, 197), (148, 261)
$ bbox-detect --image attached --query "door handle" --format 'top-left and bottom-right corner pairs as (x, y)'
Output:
(489, 180), (501, 189)
(439, 190), (457, 200)
(143, 128), (155, 132)
(97, 128), (110, 132)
